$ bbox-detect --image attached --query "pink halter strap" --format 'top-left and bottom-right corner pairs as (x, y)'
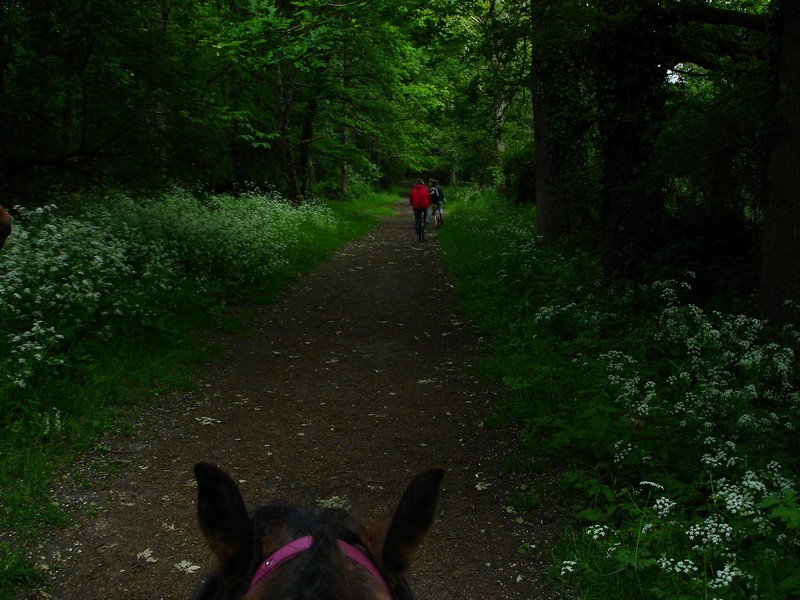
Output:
(247, 535), (391, 596)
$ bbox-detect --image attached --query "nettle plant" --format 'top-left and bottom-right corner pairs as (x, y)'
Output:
(560, 280), (800, 599)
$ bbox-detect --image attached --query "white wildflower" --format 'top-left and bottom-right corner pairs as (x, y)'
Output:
(639, 480), (665, 491)
(653, 497), (676, 519)
(586, 524), (608, 540)
(560, 560), (577, 576)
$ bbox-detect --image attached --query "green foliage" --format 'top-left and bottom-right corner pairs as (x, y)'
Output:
(0, 186), (394, 592)
(0, 186), (390, 403)
(655, 64), (769, 221)
(0, 0), (466, 200)
(440, 190), (800, 599)
(0, 543), (40, 592)
(190, 0), (466, 187)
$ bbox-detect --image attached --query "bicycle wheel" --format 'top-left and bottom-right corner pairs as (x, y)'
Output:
(415, 211), (425, 241)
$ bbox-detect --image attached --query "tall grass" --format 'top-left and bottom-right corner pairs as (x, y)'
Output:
(438, 186), (800, 599)
(0, 186), (395, 590)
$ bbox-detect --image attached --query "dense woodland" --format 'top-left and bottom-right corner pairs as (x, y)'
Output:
(2, 1), (799, 597)
(2, 0), (796, 322)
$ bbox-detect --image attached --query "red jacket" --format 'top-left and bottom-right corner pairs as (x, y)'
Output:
(409, 183), (430, 209)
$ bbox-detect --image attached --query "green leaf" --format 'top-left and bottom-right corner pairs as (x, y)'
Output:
(575, 508), (605, 522)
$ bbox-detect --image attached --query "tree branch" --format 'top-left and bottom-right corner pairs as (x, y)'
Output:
(676, 5), (767, 32)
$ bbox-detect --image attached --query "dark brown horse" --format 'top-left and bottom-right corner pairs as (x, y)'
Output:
(0, 204), (10, 249)
(193, 463), (444, 600)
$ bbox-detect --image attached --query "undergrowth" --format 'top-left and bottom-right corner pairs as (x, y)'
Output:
(0, 185), (394, 592)
(438, 186), (800, 599)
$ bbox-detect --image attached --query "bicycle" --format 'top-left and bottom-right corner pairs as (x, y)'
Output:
(432, 203), (444, 228)
(414, 208), (426, 242)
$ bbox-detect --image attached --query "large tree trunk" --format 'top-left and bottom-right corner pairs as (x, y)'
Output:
(531, 0), (570, 242)
(532, 63), (570, 240)
(759, 0), (800, 324)
(596, 1), (666, 279)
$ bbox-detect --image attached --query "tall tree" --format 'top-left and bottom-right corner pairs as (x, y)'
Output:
(760, 0), (800, 324)
(0, 0), (260, 197)
(592, 0), (669, 278)
(530, 0), (592, 241)
(213, 0), (450, 198)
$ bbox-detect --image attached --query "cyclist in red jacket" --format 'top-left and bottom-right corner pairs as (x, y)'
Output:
(409, 179), (431, 242)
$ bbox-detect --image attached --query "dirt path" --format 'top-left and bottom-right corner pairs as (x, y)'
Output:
(20, 200), (561, 599)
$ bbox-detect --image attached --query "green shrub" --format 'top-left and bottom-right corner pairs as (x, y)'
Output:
(438, 188), (800, 599)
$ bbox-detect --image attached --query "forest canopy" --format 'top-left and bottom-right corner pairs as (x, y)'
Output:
(1, 0), (797, 322)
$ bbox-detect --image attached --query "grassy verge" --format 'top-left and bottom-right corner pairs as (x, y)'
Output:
(437, 186), (800, 599)
(0, 186), (395, 591)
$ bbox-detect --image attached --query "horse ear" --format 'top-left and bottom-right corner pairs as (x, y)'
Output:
(194, 462), (254, 591)
(373, 468), (444, 579)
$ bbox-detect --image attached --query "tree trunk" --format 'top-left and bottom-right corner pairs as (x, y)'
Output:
(340, 39), (350, 196)
(277, 63), (299, 203)
(531, 0), (570, 242)
(299, 98), (318, 197)
(596, 1), (666, 279)
(532, 63), (569, 240)
(759, 0), (800, 324)
(340, 136), (348, 196)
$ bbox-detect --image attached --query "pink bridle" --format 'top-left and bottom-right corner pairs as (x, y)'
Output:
(247, 535), (391, 597)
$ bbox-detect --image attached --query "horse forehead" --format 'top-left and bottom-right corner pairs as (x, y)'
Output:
(254, 504), (363, 537)
(250, 508), (365, 554)
(245, 506), (391, 599)
(245, 551), (392, 600)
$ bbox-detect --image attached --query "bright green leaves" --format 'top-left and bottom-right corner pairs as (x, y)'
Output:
(202, 0), (458, 186)
(759, 491), (800, 531)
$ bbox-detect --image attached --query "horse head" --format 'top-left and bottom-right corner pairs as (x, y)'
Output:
(193, 463), (444, 600)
